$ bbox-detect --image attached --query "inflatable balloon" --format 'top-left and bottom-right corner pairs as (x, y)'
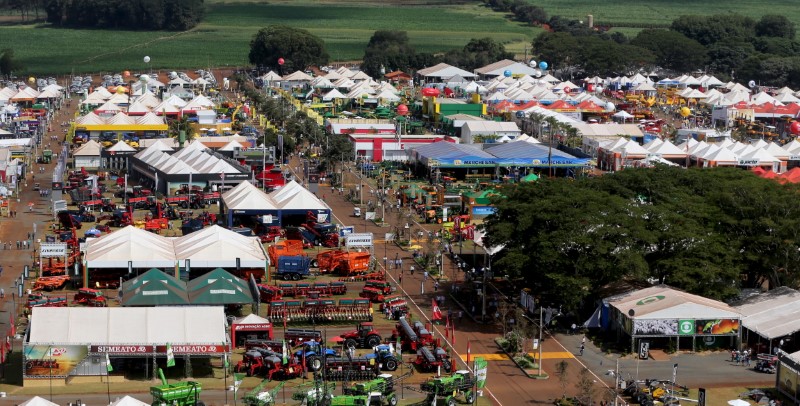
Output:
(396, 104), (409, 116)
(539, 61), (548, 70)
(139, 74), (150, 82)
(790, 121), (800, 135)
(28, 77), (35, 84)
(421, 87), (440, 97)
(123, 70), (131, 77)
(278, 57), (285, 66)
(116, 86), (127, 94)
(587, 84), (595, 92)
(503, 70), (512, 78)
(563, 87), (571, 94)
(605, 101), (615, 112)
(143, 56), (150, 63)
(680, 107), (691, 117)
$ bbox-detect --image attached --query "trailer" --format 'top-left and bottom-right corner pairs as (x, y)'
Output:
(393, 317), (435, 352)
(275, 255), (312, 281)
(315, 251), (372, 275)
(72, 287), (107, 307)
(150, 368), (204, 406)
(241, 379), (285, 406)
(416, 370), (475, 406)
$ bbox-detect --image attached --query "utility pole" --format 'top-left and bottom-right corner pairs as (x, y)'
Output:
(538, 304), (543, 377)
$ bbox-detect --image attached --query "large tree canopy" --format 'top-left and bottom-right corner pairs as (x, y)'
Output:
(249, 25), (329, 73)
(631, 29), (708, 73)
(44, 0), (203, 30)
(360, 30), (417, 78)
(483, 167), (800, 311)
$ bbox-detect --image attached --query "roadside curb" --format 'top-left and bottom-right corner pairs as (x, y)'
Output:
(493, 338), (549, 380)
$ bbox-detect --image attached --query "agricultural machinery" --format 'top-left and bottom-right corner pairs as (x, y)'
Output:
(393, 317), (435, 352)
(245, 339), (284, 352)
(284, 328), (323, 347)
(257, 226), (285, 243)
(277, 282), (347, 298)
(236, 347), (304, 380)
(258, 284), (283, 302)
(315, 250), (372, 276)
(359, 286), (388, 303)
(27, 293), (67, 308)
(380, 296), (409, 320)
(342, 373), (400, 406)
(241, 379), (285, 406)
(150, 368), (204, 406)
(364, 344), (400, 371)
(340, 322), (383, 349)
(413, 346), (452, 373)
(269, 300), (372, 323)
(33, 276), (70, 291)
(313, 352), (381, 381)
(267, 240), (306, 266)
(275, 255), (312, 281)
(72, 287), (107, 306)
(291, 381), (336, 406)
(365, 280), (393, 295)
(418, 370), (476, 406)
(295, 341), (340, 371)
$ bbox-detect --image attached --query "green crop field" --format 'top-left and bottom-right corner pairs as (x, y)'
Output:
(0, 0), (797, 75)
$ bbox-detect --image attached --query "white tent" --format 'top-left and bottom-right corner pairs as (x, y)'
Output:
(19, 396), (60, 406)
(223, 180), (280, 211)
(751, 91), (779, 105)
(107, 140), (137, 153)
(260, 71), (282, 82)
(173, 225), (268, 268)
(322, 89), (346, 101)
(270, 180), (328, 211)
(86, 226), (175, 268)
(282, 71), (313, 82)
(109, 396), (150, 406)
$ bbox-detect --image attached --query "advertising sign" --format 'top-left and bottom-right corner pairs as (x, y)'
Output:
(678, 319), (695, 335)
(40, 242), (68, 257)
(471, 206), (496, 217)
(779, 362), (798, 399)
(91, 345), (154, 354)
(633, 319), (678, 335)
(24, 345), (89, 377)
(694, 319), (740, 335)
(345, 233), (374, 248)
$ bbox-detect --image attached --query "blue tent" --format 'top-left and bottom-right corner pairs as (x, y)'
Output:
(485, 141), (590, 167)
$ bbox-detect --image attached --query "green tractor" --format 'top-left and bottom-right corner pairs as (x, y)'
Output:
(419, 370), (475, 406)
(242, 379), (285, 406)
(150, 368), (204, 406)
(341, 374), (398, 406)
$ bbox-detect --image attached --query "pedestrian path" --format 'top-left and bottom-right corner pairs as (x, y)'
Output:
(458, 351), (575, 361)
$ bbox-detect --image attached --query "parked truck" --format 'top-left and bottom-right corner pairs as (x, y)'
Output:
(275, 255), (312, 281)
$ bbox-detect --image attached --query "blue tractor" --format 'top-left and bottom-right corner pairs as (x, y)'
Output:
(294, 341), (339, 372)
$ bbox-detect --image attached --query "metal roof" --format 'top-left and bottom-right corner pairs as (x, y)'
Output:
(608, 285), (739, 320)
(734, 287), (800, 339)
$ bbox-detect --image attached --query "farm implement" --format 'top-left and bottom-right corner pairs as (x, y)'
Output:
(276, 282), (347, 298)
(235, 347), (304, 380)
(33, 275), (70, 291)
(241, 379), (285, 406)
(268, 299), (372, 323)
(27, 293), (67, 308)
(150, 368), (204, 406)
(72, 287), (107, 306)
(410, 370), (476, 406)
(392, 317), (435, 352)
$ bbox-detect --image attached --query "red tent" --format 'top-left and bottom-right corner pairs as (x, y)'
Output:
(780, 167), (800, 183)
(231, 314), (273, 347)
(545, 100), (575, 111)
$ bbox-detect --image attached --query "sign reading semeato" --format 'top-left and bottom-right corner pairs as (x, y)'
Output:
(91, 345), (227, 354)
(40, 242), (68, 257)
(345, 232), (373, 248)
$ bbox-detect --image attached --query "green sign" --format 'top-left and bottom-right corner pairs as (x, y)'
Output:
(678, 319), (695, 335)
(636, 295), (665, 306)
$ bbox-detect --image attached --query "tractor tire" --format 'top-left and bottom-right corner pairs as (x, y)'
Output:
(291, 273), (301, 281)
(465, 390), (475, 404)
(181, 201), (189, 209)
(384, 358), (398, 371)
(283, 273), (292, 281)
(345, 339), (358, 349)
(366, 335), (381, 347)
(446, 396), (456, 406)
(388, 394), (398, 406)
(311, 259), (319, 268)
(442, 359), (452, 373)
(307, 355), (322, 372)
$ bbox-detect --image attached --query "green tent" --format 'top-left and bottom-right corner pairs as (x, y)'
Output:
(187, 268), (249, 292)
(120, 268), (190, 306)
(188, 277), (254, 305)
(521, 173), (540, 182)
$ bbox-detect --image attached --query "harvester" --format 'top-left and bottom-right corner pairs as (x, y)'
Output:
(150, 368), (204, 406)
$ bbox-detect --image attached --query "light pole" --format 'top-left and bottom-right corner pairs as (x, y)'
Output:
(481, 267), (487, 322)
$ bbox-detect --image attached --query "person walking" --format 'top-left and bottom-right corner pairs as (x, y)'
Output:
(579, 343), (585, 356)
(0, 288), (4, 299)
(409, 265), (415, 275)
(434, 281), (439, 291)
(423, 271), (428, 281)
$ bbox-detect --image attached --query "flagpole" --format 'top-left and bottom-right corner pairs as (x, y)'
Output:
(106, 353), (111, 404)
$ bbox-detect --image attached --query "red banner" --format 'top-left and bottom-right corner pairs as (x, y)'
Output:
(156, 344), (226, 354)
(91, 345), (154, 354)
(91, 344), (227, 354)
(432, 299), (443, 321)
(234, 323), (272, 331)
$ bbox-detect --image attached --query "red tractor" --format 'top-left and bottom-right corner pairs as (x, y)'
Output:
(340, 322), (382, 349)
(73, 288), (107, 307)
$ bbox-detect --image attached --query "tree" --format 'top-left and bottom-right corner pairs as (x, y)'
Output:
(514, 4), (547, 26)
(755, 14), (796, 39)
(575, 368), (596, 405)
(671, 14), (756, 46)
(0, 48), (22, 78)
(631, 29), (708, 73)
(361, 30), (417, 78)
(554, 360), (569, 399)
(320, 134), (354, 173)
(249, 25), (329, 72)
(707, 40), (756, 76)
(532, 32), (581, 72)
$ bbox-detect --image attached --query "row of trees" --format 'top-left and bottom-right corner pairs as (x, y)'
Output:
(483, 167), (800, 313)
(482, 0), (548, 26)
(531, 13), (800, 87)
(43, 0), (204, 30)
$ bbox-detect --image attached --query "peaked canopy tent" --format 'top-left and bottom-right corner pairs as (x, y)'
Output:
(221, 180), (330, 227)
(231, 314), (273, 347)
(484, 141), (590, 169)
(604, 285), (741, 353)
(24, 307), (228, 382)
(120, 268), (190, 306)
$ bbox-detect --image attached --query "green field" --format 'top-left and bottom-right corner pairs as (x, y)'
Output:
(0, 1), (534, 75)
(0, 0), (798, 75)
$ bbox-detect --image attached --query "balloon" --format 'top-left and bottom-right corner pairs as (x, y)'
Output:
(139, 74), (150, 83)
(278, 58), (285, 66)
(28, 77), (35, 84)
(116, 86), (128, 94)
(587, 84), (595, 92)
(123, 70), (131, 77)
(605, 102), (615, 112)
(396, 104), (409, 116)
(790, 121), (800, 135)
(539, 61), (548, 70)
(503, 70), (512, 78)
(143, 56), (150, 63)
(563, 87), (571, 94)
(680, 107), (691, 117)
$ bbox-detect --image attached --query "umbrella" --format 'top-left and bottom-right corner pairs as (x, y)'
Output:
(85, 228), (101, 236)
(728, 400), (751, 406)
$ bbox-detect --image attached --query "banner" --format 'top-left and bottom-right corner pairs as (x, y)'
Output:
(23, 345), (88, 377)
(166, 343), (175, 367)
(40, 242), (68, 257)
(475, 357), (488, 388)
(432, 299), (443, 321)
(695, 319), (739, 335)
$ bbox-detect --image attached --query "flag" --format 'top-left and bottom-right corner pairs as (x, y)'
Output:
(9, 313), (15, 337)
(451, 324), (456, 345)
(106, 352), (113, 372)
(283, 308), (288, 331)
(475, 357), (488, 388)
(396, 336), (402, 358)
(466, 340), (471, 365)
(445, 317), (450, 339)
(282, 340), (288, 365)
(431, 299), (443, 322)
(223, 342), (229, 369)
(166, 343), (175, 367)
(0, 345), (4, 364)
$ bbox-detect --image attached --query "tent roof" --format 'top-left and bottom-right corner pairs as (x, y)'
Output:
(173, 225), (268, 268)
(187, 268), (249, 292)
(233, 313), (271, 326)
(417, 63), (476, 79)
(572, 123), (643, 137)
(734, 287), (800, 340)
(28, 307), (226, 345)
(188, 277), (253, 305)
(120, 269), (190, 306)
(73, 140), (103, 156)
(223, 180), (279, 210)
(109, 395), (150, 406)
(608, 285), (739, 320)
(485, 140), (585, 162)
(106, 140), (138, 152)
(282, 70), (314, 81)
(20, 396), (60, 406)
(269, 180), (329, 211)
